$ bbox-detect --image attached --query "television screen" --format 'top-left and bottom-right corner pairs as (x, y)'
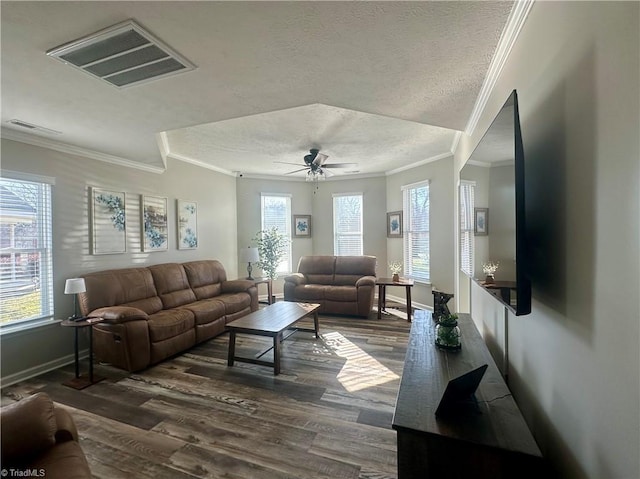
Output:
(460, 90), (531, 315)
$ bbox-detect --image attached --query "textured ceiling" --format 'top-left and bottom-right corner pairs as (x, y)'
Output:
(0, 1), (514, 178)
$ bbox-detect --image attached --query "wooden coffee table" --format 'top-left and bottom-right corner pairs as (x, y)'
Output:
(227, 302), (320, 375)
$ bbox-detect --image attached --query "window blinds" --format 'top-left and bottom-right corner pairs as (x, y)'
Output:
(459, 181), (475, 276)
(260, 194), (292, 273)
(333, 194), (363, 256)
(0, 177), (54, 325)
(403, 181), (430, 282)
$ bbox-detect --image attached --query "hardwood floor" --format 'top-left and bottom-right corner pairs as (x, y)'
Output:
(1, 310), (412, 479)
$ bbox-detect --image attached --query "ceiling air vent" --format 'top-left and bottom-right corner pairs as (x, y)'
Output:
(46, 20), (196, 88)
(7, 119), (62, 135)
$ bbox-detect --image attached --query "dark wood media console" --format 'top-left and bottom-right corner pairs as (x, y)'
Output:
(392, 310), (545, 478)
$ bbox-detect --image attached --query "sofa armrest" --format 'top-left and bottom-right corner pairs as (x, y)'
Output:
(54, 407), (79, 443)
(0, 393), (56, 465)
(221, 279), (256, 294)
(89, 306), (148, 324)
(356, 276), (376, 287)
(284, 273), (306, 286)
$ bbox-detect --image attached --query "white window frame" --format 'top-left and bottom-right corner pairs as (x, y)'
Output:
(402, 180), (430, 283)
(459, 180), (476, 277)
(0, 170), (55, 330)
(260, 193), (292, 274)
(333, 193), (363, 256)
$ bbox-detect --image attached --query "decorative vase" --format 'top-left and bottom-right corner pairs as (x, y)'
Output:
(485, 274), (494, 283)
(435, 319), (461, 351)
(392, 273), (400, 282)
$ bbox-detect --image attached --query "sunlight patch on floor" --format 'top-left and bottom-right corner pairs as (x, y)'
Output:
(322, 331), (399, 392)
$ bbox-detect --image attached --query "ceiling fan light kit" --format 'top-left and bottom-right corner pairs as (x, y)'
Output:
(277, 149), (357, 183)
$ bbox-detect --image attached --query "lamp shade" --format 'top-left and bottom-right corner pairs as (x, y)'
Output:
(240, 247), (259, 263)
(64, 278), (86, 295)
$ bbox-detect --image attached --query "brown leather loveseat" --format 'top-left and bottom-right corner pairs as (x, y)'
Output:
(0, 392), (92, 479)
(79, 260), (258, 372)
(283, 255), (377, 317)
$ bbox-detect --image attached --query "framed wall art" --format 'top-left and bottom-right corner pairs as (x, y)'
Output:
(387, 211), (403, 238)
(177, 199), (198, 249)
(474, 208), (489, 236)
(90, 187), (126, 255)
(141, 195), (168, 252)
(293, 215), (312, 237)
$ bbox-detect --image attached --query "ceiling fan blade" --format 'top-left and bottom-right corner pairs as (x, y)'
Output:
(323, 163), (357, 168)
(285, 168), (309, 175)
(312, 153), (328, 166)
(275, 161), (306, 166)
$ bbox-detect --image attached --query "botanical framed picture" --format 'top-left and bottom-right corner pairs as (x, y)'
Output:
(474, 208), (489, 236)
(293, 215), (312, 237)
(90, 187), (126, 255)
(141, 195), (168, 252)
(387, 211), (403, 238)
(177, 199), (198, 249)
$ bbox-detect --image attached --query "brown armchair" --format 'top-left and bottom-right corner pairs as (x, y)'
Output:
(0, 393), (91, 479)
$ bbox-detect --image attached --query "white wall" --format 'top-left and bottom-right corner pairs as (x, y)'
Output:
(236, 175), (387, 296)
(1, 139), (238, 382)
(457, 3), (639, 478)
(386, 156), (456, 308)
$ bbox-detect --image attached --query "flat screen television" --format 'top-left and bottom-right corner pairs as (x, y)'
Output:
(461, 90), (531, 315)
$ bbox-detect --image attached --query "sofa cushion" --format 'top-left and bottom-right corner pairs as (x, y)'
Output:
(297, 256), (336, 285)
(335, 255), (377, 276)
(292, 284), (328, 300)
(149, 263), (197, 309)
(215, 292), (252, 314)
(147, 308), (195, 342)
(183, 260), (226, 299)
(183, 299), (226, 325)
(1, 393), (57, 465)
(324, 286), (358, 302)
(80, 267), (159, 316)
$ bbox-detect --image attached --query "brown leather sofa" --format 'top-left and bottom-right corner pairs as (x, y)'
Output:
(79, 260), (258, 372)
(283, 255), (377, 317)
(0, 392), (92, 479)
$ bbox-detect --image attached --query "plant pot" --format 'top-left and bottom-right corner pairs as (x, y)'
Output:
(435, 320), (461, 351)
(485, 274), (495, 283)
(392, 273), (400, 282)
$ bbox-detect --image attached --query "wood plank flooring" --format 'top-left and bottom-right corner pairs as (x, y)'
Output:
(1, 310), (412, 479)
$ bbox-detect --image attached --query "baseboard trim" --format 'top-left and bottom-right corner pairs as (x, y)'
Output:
(1, 349), (88, 387)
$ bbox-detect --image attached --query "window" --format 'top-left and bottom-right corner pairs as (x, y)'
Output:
(403, 181), (430, 282)
(260, 194), (292, 273)
(459, 181), (476, 276)
(333, 194), (363, 256)
(0, 174), (54, 326)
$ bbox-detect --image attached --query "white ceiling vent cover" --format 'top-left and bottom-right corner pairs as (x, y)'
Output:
(46, 20), (196, 88)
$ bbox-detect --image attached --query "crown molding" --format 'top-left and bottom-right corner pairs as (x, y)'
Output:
(462, 0), (535, 138)
(166, 151), (236, 177)
(1, 128), (166, 174)
(385, 151), (453, 176)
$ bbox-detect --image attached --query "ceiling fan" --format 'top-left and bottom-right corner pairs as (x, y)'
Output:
(276, 149), (356, 180)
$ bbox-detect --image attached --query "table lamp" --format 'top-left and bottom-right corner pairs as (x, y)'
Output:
(240, 247), (259, 280)
(64, 278), (86, 320)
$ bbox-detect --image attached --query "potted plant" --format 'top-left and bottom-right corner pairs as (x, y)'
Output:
(253, 227), (289, 280)
(435, 313), (461, 351)
(482, 261), (499, 283)
(389, 261), (402, 282)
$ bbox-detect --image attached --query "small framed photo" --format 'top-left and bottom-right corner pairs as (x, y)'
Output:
(387, 211), (403, 238)
(141, 195), (168, 252)
(293, 215), (312, 237)
(474, 208), (489, 236)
